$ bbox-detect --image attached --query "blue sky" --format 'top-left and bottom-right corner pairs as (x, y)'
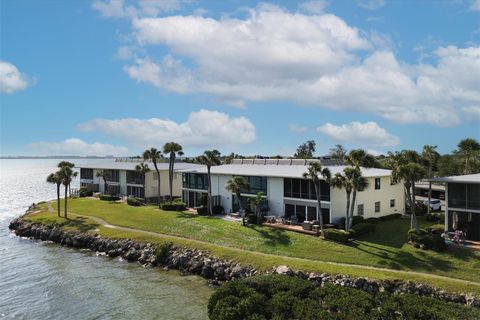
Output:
(1, 0), (479, 157)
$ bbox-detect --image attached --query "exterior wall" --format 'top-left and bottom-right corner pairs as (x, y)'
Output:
(330, 176), (405, 223)
(144, 171), (182, 198)
(80, 168), (183, 198)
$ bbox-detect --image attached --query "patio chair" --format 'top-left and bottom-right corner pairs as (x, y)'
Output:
(302, 221), (313, 231)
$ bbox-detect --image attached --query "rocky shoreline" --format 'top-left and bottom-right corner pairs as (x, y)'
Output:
(9, 216), (479, 307)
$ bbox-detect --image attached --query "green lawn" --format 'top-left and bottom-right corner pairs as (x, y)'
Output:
(26, 198), (480, 295)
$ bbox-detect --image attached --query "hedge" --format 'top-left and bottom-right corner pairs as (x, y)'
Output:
(339, 215), (364, 228)
(79, 187), (93, 197)
(378, 213), (402, 221)
(161, 202), (187, 211)
(408, 228), (447, 251)
(351, 223), (376, 238)
(197, 206), (208, 216)
(208, 275), (480, 320)
(323, 229), (351, 243)
(212, 205), (225, 215)
(127, 197), (144, 206)
(99, 194), (121, 201)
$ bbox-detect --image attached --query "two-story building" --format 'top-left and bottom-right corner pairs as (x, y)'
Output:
(431, 174), (480, 241)
(179, 159), (405, 224)
(77, 160), (202, 200)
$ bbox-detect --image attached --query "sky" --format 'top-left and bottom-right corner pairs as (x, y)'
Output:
(0, 0), (479, 157)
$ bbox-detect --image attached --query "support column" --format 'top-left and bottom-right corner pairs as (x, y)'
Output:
(444, 183), (449, 232)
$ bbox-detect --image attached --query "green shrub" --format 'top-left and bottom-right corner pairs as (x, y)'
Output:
(379, 213), (402, 221)
(99, 194), (120, 201)
(323, 229), (351, 243)
(154, 242), (172, 264)
(339, 215), (364, 228)
(364, 217), (379, 224)
(212, 205), (225, 215)
(79, 187), (93, 197)
(127, 197), (143, 206)
(160, 200), (187, 211)
(426, 224), (445, 234)
(408, 228), (446, 251)
(247, 214), (258, 224)
(208, 275), (480, 320)
(197, 206), (208, 216)
(351, 223), (376, 238)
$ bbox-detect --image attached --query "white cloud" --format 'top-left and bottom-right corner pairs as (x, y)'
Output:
(288, 124), (308, 133)
(28, 138), (128, 156)
(77, 109), (256, 148)
(462, 106), (480, 122)
(317, 121), (400, 147)
(92, 0), (189, 18)
(117, 5), (480, 127)
(0, 61), (34, 94)
(356, 0), (386, 10)
(92, 0), (125, 17)
(299, 1), (328, 14)
(470, 0), (480, 11)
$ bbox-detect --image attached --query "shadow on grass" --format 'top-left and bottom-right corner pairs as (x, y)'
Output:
(35, 216), (99, 233)
(249, 225), (291, 246)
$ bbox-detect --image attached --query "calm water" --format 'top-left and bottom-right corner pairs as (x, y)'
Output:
(0, 159), (212, 320)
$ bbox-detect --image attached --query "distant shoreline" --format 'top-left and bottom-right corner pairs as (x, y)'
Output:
(0, 156), (116, 159)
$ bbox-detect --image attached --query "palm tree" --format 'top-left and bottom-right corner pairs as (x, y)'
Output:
(163, 142), (184, 203)
(70, 171), (78, 196)
(143, 148), (164, 207)
(422, 145), (440, 215)
(58, 165), (74, 219)
(96, 169), (110, 194)
(457, 138), (480, 174)
(253, 192), (265, 224)
(46, 172), (62, 217)
(225, 176), (250, 226)
(303, 161), (331, 236)
(349, 168), (369, 229)
(135, 162), (150, 204)
(391, 150), (426, 232)
(345, 149), (374, 225)
(196, 150), (221, 215)
(57, 161), (76, 196)
(331, 168), (355, 231)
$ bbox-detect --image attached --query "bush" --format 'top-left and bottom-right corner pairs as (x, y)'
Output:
(79, 187), (93, 197)
(99, 194), (120, 201)
(339, 215), (364, 229)
(160, 199), (187, 211)
(208, 275), (480, 320)
(212, 205), (225, 215)
(363, 217), (379, 224)
(247, 214), (259, 224)
(323, 229), (352, 243)
(351, 223), (376, 238)
(197, 206), (208, 216)
(414, 203), (428, 216)
(425, 224), (445, 234)
(408, 228), (446, 251)
(154, 242), (172, 264)
(378, 213), (402, 221)
(127, 197), (144, 206)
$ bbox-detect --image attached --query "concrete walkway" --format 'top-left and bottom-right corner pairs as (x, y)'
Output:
(69, 212), (480, 288)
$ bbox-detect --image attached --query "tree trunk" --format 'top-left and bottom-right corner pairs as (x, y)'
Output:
(104, 178), (108, 195)
(57, 184), (61, 217)
(345, 190), (351, 231)
(349, 189), (357, 230)
(143, 175), (147, 204)
(169, 153), (174, 203)
(207, 166), (212, 215)
(411, 180), (418, 232)
(315, 181), (324, 236)
(237, 191), (245, 226)
(64, 185), (68, 219)
(153, 161), (161, 208)
(427, 181), (432, 215)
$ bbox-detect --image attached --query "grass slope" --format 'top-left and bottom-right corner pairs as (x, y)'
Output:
(26, 198), (480, 295)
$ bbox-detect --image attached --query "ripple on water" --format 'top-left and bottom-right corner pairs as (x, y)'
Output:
(0, 159), (213, 320)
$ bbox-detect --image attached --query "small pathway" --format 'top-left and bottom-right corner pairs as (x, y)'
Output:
(71, 212), (480, 288)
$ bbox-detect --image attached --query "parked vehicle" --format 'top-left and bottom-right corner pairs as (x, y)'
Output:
(423, 199), (442, 211)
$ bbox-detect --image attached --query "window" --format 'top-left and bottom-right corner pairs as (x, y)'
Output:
(390, 199), (395, 208)
(182, 173), (209, 190)
(127, 185), (144, 198)
(80, 168), (93, 180)
(357, 204), (364, 216)
(375, 201), (381, 213)
(105, 169), (120, 182)
(375, 178), (381, 190)
(126, 170), (143, 184)
(283, 178), (330, 201)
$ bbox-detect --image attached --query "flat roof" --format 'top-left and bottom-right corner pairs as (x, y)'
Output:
(77, 161), (203, 171)
(429, 173), (480, 184)
(178, 164), (392, 179)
